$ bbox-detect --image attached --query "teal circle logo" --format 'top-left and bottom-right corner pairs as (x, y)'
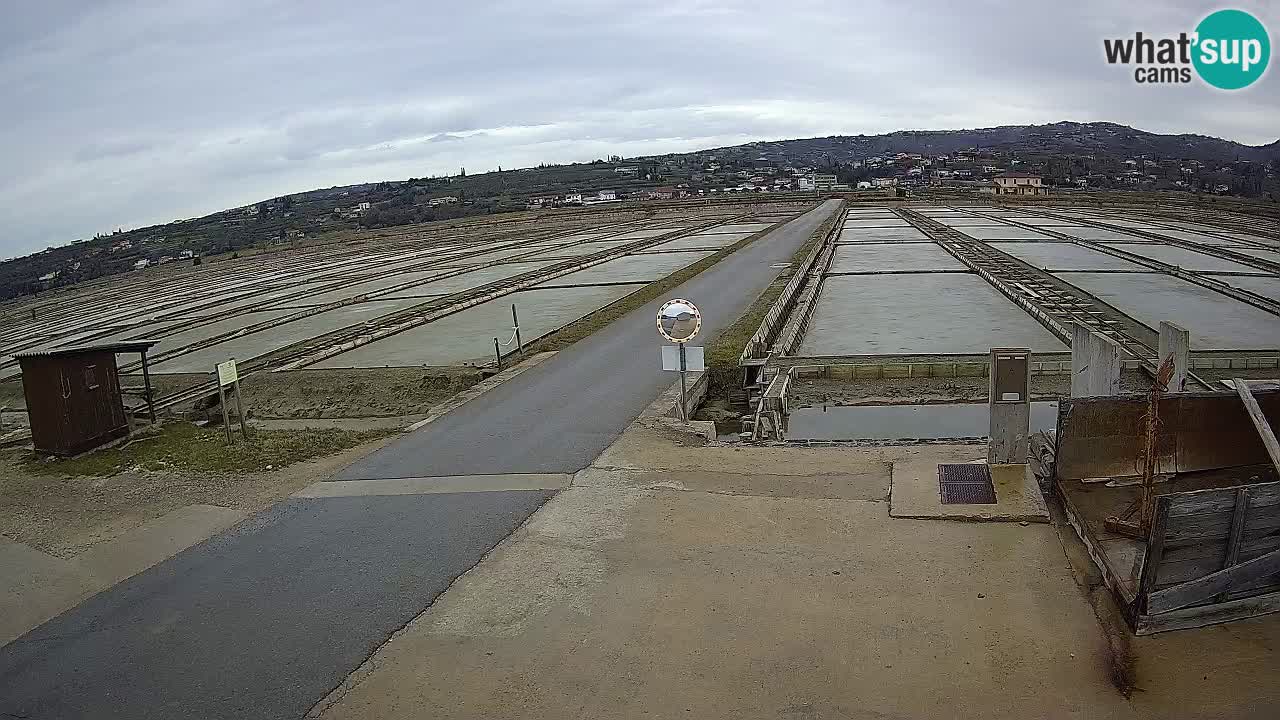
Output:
(1192, 9), (1270, 89)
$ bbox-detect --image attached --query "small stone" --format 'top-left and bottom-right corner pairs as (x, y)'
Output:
(1019, 521), (1029, 526)
(977, 593), (986, 599)
(832, 570), (841, 575)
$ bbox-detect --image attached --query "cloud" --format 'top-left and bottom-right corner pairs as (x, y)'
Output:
(1, 0), (1277, 257)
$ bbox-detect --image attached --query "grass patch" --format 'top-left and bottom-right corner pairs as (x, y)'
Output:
(24, 422), (397, 477)
(704, 204), (843, 370)
(520, 212), (803, 355)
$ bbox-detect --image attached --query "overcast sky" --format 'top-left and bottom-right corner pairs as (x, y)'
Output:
(2, 0), (1276, 258)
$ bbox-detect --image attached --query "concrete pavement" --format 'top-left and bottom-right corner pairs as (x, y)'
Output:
(0, 200), (839, 720)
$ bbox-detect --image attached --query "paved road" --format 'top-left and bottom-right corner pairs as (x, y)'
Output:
(339, 199), (841, 479)
(0, 200), (839, 720)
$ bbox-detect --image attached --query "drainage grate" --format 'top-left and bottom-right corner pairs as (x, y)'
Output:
(938, 464), (997, 505)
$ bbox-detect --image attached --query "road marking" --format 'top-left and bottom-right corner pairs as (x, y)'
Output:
(293, 473), (573, 498)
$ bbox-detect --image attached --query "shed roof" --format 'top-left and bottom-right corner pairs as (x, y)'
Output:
(14, 340), (159, 360)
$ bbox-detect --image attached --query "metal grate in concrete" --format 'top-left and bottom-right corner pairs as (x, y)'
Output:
(938, 464), (997, 504)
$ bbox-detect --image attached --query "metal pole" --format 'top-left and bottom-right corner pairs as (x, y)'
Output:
(233, 378), (249, 441)
(218, 380), (232, 444)
(494, 337), (502, 369)
(140, 349), (157, 424)
(678, 343), (688, 421)
(512, 304), (523, 356)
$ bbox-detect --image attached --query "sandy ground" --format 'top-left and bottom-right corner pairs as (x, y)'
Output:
(307, 420), (1125, 719)
(309, 410), (1278, 720)
(0, 434), (398, 559)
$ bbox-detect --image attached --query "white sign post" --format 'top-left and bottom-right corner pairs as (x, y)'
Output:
(657, 298), (703, 421)
(214, 358), (248, 443)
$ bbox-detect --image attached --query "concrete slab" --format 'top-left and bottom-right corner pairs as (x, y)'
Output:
(993, 242), (1146, 271)
(528, 239), (640, 259)
(151, 298), (429, 373)
(1203, 274), (1280, 302)
(1057, 272), (1280, 349)
(828, 243), (967, 273)
(701, 222), (771, 234)
(959, 226), (1056, 240)
(1136, 228), (1240, 247)
(652, 234), (744, 251)
(610, 228), (680, 240)
(383, 260), (560, 299)
(1103, 243), (1264, 273)
(536, 251), (713, 286)
(797, 274), (1067, 356)
(934, 216), (1015, 226)
(1056, 226), (1148, 242)
(314, 283), (644, 367)
(1234, 247), (1280, 263)
(1017, 216), (1099, 226)
(837, 227), (927, 243)
(309, 466), (1125, 720)
(143, 309), (296, 359)
(889, 461), (1049, 522)
(0, 539), (94, 648)
(278, 269), (454, 306)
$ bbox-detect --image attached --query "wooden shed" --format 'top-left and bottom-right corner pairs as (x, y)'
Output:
(15, 341), (158, 456)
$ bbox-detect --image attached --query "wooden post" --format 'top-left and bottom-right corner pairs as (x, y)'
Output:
(140, 348), (157, 424)
(233, 378), (249, 441)
(218, 381), (232, 444)
(1071, 323), (1120, 397)
(1158, 322), (1190, 392)
(1217, 488), (1250, 602)
(494, 337), (502, 369)
(512, 304), (523, 357)
(1233, 378), (1280, 473)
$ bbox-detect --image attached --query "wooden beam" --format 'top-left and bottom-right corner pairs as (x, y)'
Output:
(1138, 498), (1170, 603)
(1147, 546), (1280, 614)
(1137, 589), (1280, 635)
(1234, 378), (1280, 474)
(1216, 488), (1250, 603)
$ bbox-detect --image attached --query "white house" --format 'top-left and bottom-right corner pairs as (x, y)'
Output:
(596, 189), (617, 201)
(563, 193), (583, 204)
(133, 259), (150, 270)
(796, 176), (815, 191)
(982, 171), (1048, 195)
(812, 174), (837, 191)
(856, 181), (872, 190)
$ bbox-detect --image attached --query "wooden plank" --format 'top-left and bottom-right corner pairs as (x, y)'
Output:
(1138, 497), (1171, 604)
(1217, 488), (1250, 602)
(1164, 480), (1280, 517)
(1147, 546), (1280, 614)
(1165, 503), (1280, 543)
(1137, 589), (1280, 635)
(1162, 532), (1280, 564)
(1234, 378), (1280, 474)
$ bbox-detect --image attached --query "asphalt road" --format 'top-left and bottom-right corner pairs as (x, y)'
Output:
(339, 199), (841, 479)
(0, 199), (839, 720)
(0, 492), (554, 720)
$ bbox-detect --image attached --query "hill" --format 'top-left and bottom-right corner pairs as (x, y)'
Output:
(3, 121), (1277, 301)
